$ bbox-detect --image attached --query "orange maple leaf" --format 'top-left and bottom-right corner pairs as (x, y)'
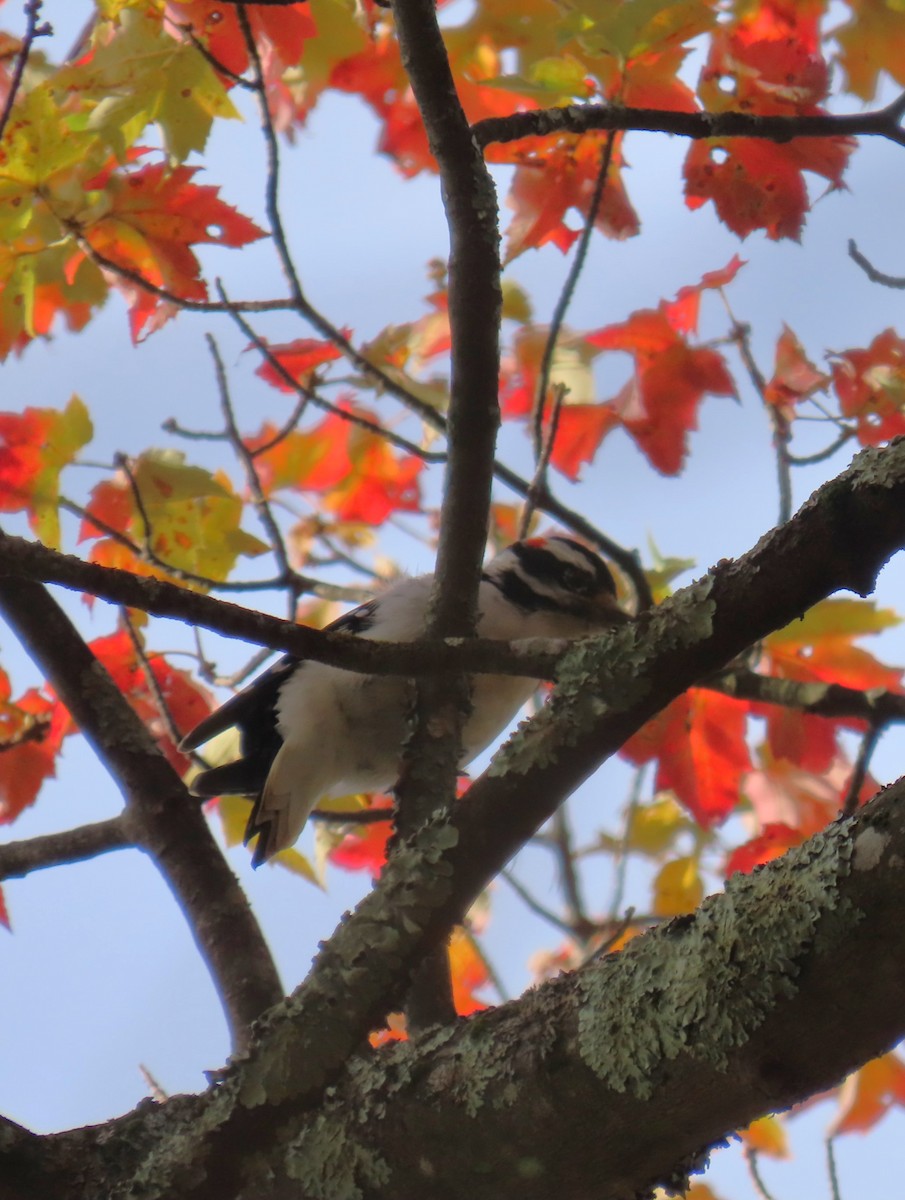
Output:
(832, 1053), (905, 1135)
(79, 162), (265, 340)
(250, 407), (423, 525)
(448, 927), (490, 1016)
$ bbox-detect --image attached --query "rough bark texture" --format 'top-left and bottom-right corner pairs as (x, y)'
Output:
(8, 780), (905, 1199)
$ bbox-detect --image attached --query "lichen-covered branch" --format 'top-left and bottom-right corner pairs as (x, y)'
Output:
(13, 775), (905, 1200)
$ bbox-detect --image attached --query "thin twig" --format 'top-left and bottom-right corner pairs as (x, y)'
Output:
(785, 428), (855, 466)
(841, 720), (882, 818)
(531, 130), (617, 460)
(0, 0), (51, 142)
(728, 317), (793, 526)
(205, 333), (299, 618)
(826, 1135), (842, 1200)
(607, 766), (647, 921)
(501, 868), (577, 937)
(138, 1064), (170, 1104)
(219, 293), (447, 463)
(848, 239), (905, 289)
(518, 381), (567, 539)
(550, 802), (591, 937)
(121, 609), (187, 750)
(744, 1146), (779, 1200)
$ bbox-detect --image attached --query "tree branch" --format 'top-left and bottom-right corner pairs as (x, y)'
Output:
(391, 0), (505, 1027)
(706, 667), (905, 723)
(0, 572), (283, 1052)
(0, 528), (572, 678)
(0, 817), (131, 882)
(473, 93), (905, 151)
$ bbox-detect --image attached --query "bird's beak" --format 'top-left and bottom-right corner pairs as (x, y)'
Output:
(588, 590), (631, 628)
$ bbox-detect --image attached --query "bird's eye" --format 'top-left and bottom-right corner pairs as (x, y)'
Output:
(561, 565), (590, 593)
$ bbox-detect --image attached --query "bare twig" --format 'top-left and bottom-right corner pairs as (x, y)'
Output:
(473, 91), (905, 151)
(744, 1146), (779, 1200)
(531, 130), (617, 460)
(826, 1135), (843, 1200)
(205, 333), (299, 618)
(220, 296), (446, 462)
(0, 817), (131, 882)
(848, 238), (905, 289)
(518, 381), (567, 538)
(501, 868), (577, 937)
(0, 0), (51, 142)
(841, 720), (882, 819)
(121, 610), (187, 750)
(786, 428), (856, 466)
(728, 318), (792, 526)
(551, 803), (592, 938)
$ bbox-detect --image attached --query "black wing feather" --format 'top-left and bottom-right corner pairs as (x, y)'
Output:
(181, 598), (380, 801)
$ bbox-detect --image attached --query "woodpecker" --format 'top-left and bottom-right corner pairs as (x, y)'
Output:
(181, 536), (627, 865)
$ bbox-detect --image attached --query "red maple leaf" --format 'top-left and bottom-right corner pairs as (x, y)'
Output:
(763, 324), (829, 416)
(254, 337), (345, 391)
(504, 132), (640, 260)
(725, 823), (803, 877)
(164, 2), (316, 80)
(0, 683), (69, 825)
(328, 808), (393, 877)
(758, 599), (903, 771)
(586, 307), (735, 475)
(87, 629), (213, 771)
(685, 1), (853, 240)
(621, 689), (753, 826)
(831, 329), (905, 446)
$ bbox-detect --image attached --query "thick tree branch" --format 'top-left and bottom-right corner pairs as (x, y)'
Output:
(0, 574), (283, 1051)
(473, 93), (905, 151)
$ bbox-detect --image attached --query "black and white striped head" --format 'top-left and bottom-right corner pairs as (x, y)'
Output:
(484, 536), (624, 627)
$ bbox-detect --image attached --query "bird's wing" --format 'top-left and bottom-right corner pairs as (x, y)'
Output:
(180, 597), (381, 800)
